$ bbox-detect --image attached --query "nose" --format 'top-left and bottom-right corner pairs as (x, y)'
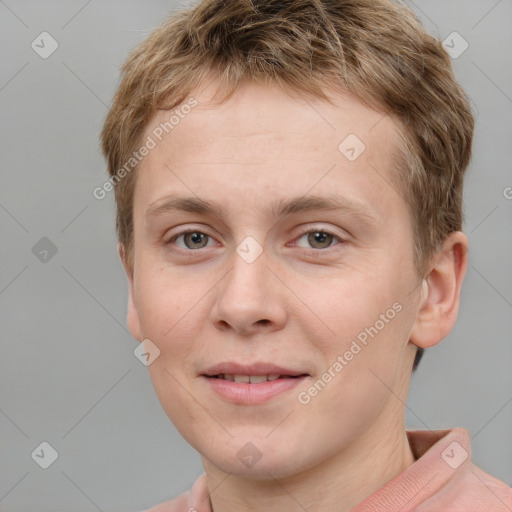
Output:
(210, 244), (288, 336)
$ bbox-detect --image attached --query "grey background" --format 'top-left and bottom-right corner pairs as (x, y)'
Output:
(0, 0), (511, 511)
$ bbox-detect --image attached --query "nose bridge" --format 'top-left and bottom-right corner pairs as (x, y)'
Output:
(224, 239), (270, 307)
(211, 237), (286, 333)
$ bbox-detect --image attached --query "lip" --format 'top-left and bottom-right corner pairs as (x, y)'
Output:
(202, 375), (308, 404)
(202, 362), (306, 377)
(201, 362), (309, 405)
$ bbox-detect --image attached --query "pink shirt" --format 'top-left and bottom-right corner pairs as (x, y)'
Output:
(144, 428), (512, 511)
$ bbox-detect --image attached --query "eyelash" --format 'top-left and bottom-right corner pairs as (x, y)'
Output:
(166, 227), (345, 256)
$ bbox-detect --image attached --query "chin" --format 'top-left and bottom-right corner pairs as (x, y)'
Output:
(197, 434), (316, 481)
(205, 451), (304, 480)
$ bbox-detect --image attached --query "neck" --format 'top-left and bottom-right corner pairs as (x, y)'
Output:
(203, 410), (416, 512)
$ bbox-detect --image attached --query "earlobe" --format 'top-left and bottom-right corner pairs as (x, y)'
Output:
(410, 232), (468, 349)
(118, 243), (142, 342)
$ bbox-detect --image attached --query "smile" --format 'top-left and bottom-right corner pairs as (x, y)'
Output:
(203, 373), (308, 404)
(211, 374), (300, 383)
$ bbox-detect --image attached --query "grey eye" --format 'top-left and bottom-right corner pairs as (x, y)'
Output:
(176, 231), (211, 249)
(296, 231), (337, 249)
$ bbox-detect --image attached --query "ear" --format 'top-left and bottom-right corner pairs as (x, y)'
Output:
(118, 243), (142, 342)
(410, 231), (468, 349)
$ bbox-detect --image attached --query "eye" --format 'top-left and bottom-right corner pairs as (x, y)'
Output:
(295, 229), (342, 250)
(170, 230), (215, 250)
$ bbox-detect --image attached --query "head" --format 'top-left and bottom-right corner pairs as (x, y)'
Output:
(101, 0), (473, 481)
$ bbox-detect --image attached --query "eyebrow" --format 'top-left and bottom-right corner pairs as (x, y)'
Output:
(146, 193), (381, 227)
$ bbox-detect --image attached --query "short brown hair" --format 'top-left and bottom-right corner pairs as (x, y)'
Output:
(100, 0), (474, 372)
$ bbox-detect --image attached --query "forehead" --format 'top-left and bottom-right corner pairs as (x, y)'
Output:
(148, 81), (401, 158)
(135, 81), (407, 222)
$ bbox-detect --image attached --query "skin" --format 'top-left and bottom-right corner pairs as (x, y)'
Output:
(120, 80), (468, 512)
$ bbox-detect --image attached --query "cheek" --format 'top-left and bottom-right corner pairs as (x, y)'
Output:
(296, 263), (411, 389)
(135, 262), (202, 338)
(135, 269), (209, 434)
(295, 264), (402, 340)
(296, 305), (411, 447)
(133, 267), (210, 416)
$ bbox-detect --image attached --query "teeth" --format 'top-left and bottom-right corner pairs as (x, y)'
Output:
(218, 374), (286, 383)
(249, 375), (267, 384)
(233, 374), (250, 383)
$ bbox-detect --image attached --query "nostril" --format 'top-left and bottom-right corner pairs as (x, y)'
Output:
(257, 319), (270, 325)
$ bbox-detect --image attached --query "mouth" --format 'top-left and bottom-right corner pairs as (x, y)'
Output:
(208, 374), (305, 383)
(202, 362), (308, 378)
(201, 363), (309, 404)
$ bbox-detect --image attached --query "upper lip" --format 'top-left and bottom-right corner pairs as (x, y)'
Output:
(202, 362), (308, 377)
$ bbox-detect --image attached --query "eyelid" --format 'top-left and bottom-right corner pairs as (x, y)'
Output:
(292, 221), (347, 238)
(164, 223), (347, 253)
(166, 228), (218, 249)
(164, 223), (217, 241)
(290, 225), (347, 250)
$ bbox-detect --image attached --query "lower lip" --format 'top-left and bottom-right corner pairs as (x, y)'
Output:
(202, 376), (307, 404)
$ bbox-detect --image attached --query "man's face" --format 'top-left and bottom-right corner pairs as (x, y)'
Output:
(126, 81), (422, 478)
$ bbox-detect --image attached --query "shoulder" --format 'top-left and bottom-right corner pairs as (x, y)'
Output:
(420, 460), (512, 511)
